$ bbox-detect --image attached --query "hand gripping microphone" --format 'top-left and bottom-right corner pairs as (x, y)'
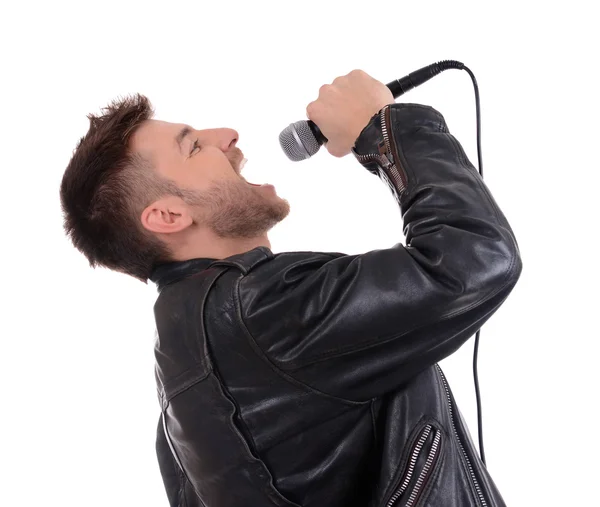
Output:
(278, 60), (466, 162)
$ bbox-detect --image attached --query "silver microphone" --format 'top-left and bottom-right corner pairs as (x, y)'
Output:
(278, 120), (323, 162)
(278, 60), (465, 161)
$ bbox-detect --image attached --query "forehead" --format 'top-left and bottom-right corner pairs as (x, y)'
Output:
(130, 119), (182, 154)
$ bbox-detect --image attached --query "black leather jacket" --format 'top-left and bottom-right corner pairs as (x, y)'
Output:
(150, 103), (522, 507)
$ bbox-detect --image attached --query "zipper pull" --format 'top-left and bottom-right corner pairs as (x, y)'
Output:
(377, 140), (391, 165)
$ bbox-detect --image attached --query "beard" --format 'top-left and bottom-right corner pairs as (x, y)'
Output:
(185, 178), (290, 239)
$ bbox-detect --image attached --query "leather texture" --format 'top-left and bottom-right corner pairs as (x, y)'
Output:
(151, 103), (522, 507)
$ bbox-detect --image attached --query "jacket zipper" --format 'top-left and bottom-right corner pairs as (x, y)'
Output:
(403, 429), (442, 507)
(354, 104), (407, 194)
(435, 364), (488, 507)
(386, 424), (442, 507)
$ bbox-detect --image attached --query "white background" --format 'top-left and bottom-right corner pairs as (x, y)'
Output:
(1, 1), (597, 505)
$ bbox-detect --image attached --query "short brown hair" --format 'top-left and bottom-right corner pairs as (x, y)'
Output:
(60, 93), (181, 283)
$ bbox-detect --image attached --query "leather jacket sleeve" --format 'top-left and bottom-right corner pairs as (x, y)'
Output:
(240, 102), (522, 403)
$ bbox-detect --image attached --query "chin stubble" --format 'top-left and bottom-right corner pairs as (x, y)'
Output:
(189, 179), (290, 239)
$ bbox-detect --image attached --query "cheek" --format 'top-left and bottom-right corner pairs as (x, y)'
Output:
(185, 165), (230, 191)
(203, 170), (240, 191)
(204, 155), (238, 180)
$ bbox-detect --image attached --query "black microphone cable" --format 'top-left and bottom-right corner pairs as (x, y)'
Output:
(396, 60), (487, 465)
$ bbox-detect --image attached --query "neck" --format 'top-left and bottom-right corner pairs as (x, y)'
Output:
(171, 230), (271, 261)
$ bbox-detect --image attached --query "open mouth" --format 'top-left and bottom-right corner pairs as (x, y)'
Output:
(238, 157), (267, 187)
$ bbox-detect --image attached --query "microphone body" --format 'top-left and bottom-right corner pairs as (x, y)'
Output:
(279, 60), (464, 161)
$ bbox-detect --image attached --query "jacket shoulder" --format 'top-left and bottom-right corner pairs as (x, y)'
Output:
(238, 250), (346, 308)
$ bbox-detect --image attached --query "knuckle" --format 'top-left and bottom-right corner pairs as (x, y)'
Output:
(319, 84), (329, 94)
(327, 145), (342, 158)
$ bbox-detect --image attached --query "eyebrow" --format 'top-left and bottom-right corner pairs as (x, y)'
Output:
(175, 125), (193, 154)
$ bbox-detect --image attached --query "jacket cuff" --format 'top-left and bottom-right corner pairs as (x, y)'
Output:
(352, 103), (447, 155)
(352, 108), (386, 157)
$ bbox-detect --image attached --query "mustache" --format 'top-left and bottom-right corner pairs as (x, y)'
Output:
(229, 147), (244, 172)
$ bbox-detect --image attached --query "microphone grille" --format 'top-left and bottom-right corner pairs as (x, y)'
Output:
(279, 120), (321, 161)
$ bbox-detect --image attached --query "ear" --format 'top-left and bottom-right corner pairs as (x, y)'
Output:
(140, 196), (193, 235)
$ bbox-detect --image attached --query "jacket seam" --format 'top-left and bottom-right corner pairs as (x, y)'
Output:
(434, 368), (483, 504)
(234, 274), (370, 407)
(444, 130), (523, 267)
(179, 471), (187, 507)
(160, 357), (212, 401)
(370, 400), (378, 443)
(444, 132), (502, 224)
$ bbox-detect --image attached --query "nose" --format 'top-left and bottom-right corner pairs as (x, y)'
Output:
(218, 128), (239, 152)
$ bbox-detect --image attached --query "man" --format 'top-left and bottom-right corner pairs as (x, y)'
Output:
(60, 69), (522, 507)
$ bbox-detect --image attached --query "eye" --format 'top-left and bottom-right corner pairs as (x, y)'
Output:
(190, 139), (201, 155)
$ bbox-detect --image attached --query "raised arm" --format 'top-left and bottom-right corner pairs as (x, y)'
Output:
(240, 101), (522, 402)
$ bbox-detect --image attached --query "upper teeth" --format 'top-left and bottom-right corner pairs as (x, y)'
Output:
(239, 157), (247, 171)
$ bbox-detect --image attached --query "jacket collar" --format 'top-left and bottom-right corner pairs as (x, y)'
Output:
(149, 257), (216, 291)
(149, 246), (273, 292)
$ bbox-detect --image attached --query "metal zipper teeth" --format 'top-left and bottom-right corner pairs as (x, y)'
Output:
(386, 425), (432, 507)
(380, 105), (404, 191)
(354, 105), (407, 194)
(404, 429), (442, 507)
(436, 364), (488, 507)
